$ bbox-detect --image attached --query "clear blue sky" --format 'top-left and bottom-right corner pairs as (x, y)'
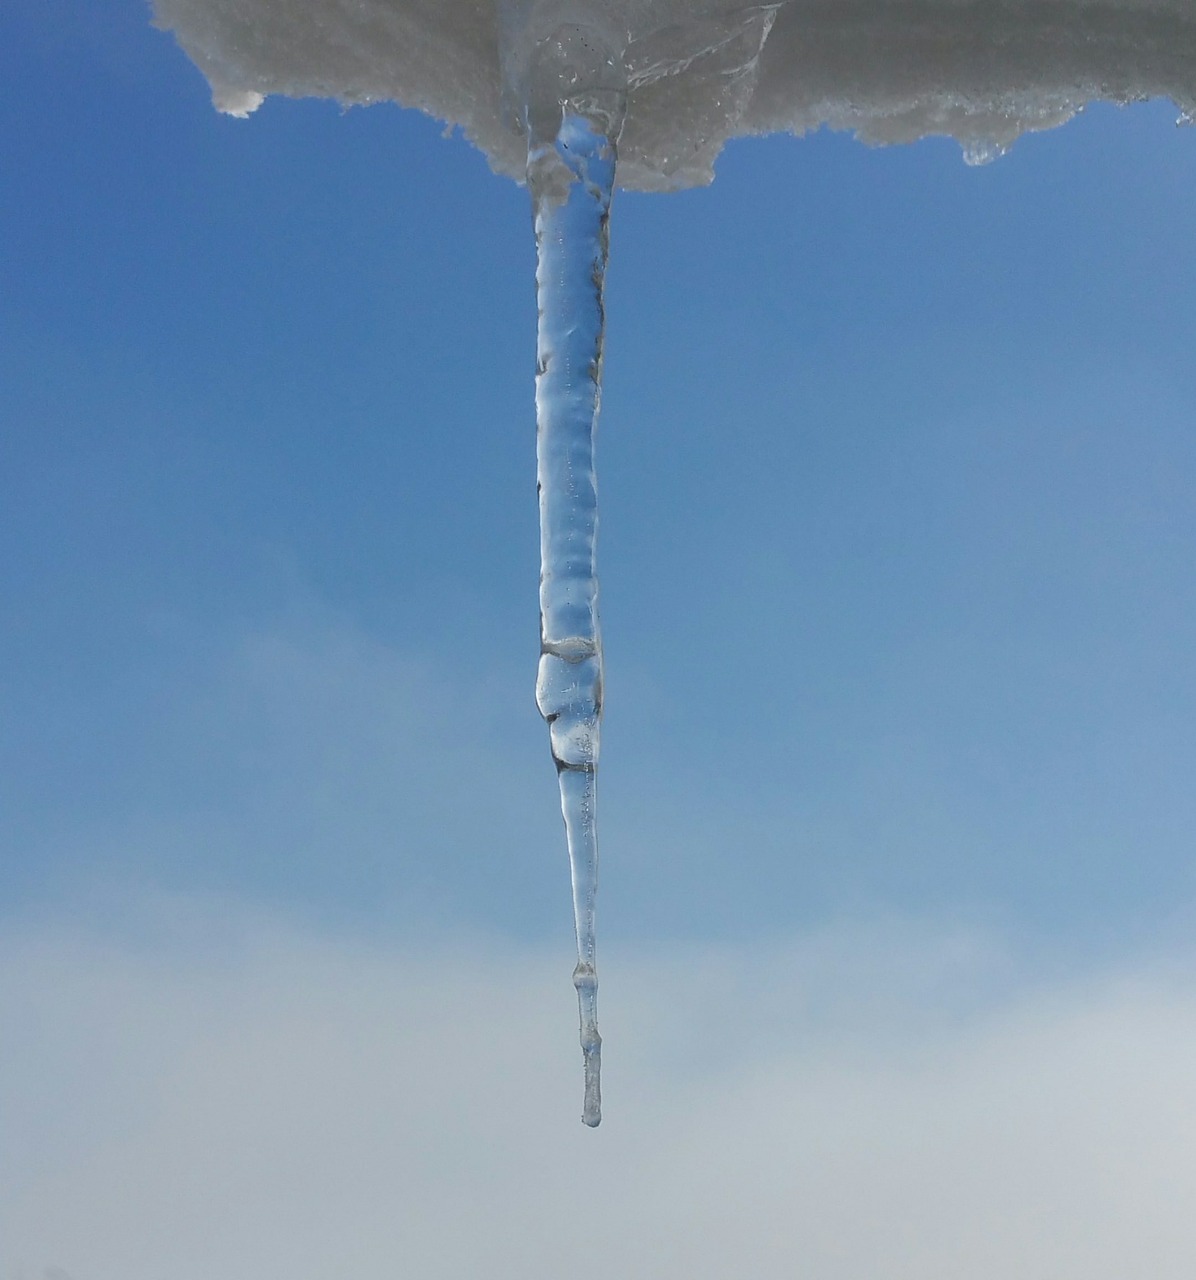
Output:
(5, 6), (1196, 1273)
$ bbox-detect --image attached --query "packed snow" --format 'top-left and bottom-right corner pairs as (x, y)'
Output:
(153, 0), (1196, 187)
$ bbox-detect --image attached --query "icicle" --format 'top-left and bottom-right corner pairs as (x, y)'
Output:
(525, 70), (625, 1128)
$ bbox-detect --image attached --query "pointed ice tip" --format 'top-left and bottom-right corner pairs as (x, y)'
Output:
(582, 1078), (601, 1126)
(582, 1046), (601, 1126)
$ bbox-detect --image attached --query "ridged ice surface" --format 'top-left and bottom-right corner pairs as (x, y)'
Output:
(153, 0), (1196, 187)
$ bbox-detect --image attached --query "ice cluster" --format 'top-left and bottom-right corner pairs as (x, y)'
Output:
(151, 0), (1196, 187)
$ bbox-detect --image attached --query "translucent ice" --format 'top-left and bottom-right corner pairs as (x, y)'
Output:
(154, 0), (1196, 186)
(528, 89), (625, 1125)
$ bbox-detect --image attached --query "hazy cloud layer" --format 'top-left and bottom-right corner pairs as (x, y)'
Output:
(21, 593), (1196, 942)
(3, 907), (1196, 1279)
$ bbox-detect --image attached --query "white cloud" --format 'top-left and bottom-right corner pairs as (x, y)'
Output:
(3, 905), (1196, 1279)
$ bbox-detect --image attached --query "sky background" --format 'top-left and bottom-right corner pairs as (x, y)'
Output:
(4, 2), (1196, 1275)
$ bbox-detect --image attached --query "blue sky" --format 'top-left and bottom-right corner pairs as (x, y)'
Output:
(4, 3), (1196, 1274)
(6, 0), (1196, 946)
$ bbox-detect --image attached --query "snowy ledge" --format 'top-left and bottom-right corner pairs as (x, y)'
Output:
(151, 0), (1196, 189)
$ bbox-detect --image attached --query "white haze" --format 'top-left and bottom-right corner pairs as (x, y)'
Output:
(151, 0), (1196, 187)
(4, 904), (1196, 1279)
